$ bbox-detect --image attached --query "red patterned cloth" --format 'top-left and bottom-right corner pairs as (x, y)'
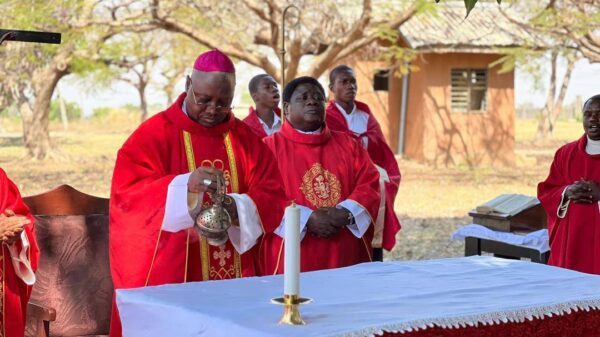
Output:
(384, 309), (600, 337)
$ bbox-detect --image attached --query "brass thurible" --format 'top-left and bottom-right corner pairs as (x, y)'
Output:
(271, 294), (312, 325)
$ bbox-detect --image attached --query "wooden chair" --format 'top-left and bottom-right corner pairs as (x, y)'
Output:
(23, 185), (112, 337)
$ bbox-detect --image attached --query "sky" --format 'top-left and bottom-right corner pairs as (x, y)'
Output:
(59, 57), (600, 117)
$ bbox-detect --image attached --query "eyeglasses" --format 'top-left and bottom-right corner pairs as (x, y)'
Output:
(188, 77), (233, 113)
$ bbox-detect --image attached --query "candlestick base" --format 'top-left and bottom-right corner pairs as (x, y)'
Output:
(271, 294), (313, 325)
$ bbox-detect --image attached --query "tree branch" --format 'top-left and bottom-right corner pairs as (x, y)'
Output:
(150, 0), (279, 78)
(308, 0), (418, 77)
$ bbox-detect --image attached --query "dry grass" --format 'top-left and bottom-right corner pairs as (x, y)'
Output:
(0, 116), (584, 261)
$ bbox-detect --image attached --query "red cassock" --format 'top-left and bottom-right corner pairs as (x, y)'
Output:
(326, 100), (401, 251)
(262, 122), (380, 273)
(109, 93), (285, 337)
(242, 106), (282, 139)
(538, 135), (600, 274)
(0, 168), (39, 337)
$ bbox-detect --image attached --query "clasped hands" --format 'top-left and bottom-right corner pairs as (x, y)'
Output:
(565, 179), (600, 204)
(0, 209), (30, 245)
(306, 207), (352, 239)
(188, 166), (238, 224)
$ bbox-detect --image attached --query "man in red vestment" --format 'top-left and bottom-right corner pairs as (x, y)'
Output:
(243, 74), (281, 138)
(109, 50), (286, 337)
(263, 76), (380, 273)
(538, 94), (600, 274)
(0, 168), (39, 337)
(326, 65), (401, 260)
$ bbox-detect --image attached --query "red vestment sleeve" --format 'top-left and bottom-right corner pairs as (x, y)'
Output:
(229, 130), (284, 235)
(109, 118), (183, 289)
(326, 101), (402, 250)
(537, 149), (568, 242)
(1, 168), (39, 337)
(345, 138), (381, 221)
(227, 127), (287, 275)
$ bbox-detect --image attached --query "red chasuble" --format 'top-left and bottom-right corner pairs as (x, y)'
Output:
(263, 122), (380, 273)
(326, 100), (401, 251)
(242, 106), (282, 139)
(0, 168), (39, 337)
(538, 135), (600, 274)
(109, 93), (285, 337)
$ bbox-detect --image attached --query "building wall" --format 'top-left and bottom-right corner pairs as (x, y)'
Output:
(338, 60), (393, 142)
(352, 52), (515, 167)
(414, 53), (515, 166)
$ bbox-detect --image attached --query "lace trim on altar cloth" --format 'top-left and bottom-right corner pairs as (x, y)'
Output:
(332, 300), (600, 337)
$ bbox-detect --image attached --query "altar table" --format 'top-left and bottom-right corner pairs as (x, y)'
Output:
(116, 256), (600, 337)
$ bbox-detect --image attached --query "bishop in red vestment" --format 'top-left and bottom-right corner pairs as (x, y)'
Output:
(0, 168), (39, 337)
(109, 50), (286, 337)
(538, 95), (600, 274)
(326, 65), (401, 258)
(263, 76), (380, 273)
(243, 74), (282, 138)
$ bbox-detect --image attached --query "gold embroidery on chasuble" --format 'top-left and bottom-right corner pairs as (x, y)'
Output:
(300, 163), (341, 208)
(199, 159), (232, 187)
(209, 245), (236, 280)
(184, 131), (242, 282)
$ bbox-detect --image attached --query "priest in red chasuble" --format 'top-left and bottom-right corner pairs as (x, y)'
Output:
(326, 65), (401, 260)
(538, 94), (600, 274)
(243, 74), (282, 138)
(109, 50), (286, 337)
(263, 76), (380, 273)
(0, 168), (39, 337)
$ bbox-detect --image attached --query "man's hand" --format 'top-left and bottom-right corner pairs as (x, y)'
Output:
(188, 167), (227, 194)
(321, 207), (352, 229)
(586, 180), (600, 202)
(565, 180), (600, 203)
(306, 209), (338, 238)
(0, 209), (30, 245)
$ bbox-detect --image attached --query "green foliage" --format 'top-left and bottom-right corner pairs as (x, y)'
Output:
(434, 0), (501, 17)
(92, 107), (113, 119)
(49, 100), (82, 121)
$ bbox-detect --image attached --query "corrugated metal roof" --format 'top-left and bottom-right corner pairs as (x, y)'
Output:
(400, 1), (532, 52)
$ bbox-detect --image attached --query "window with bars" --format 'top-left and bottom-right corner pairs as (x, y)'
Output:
(450, 69), (488, 113)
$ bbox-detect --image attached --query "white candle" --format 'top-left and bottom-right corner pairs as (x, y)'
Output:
(284, 202), (300, 296)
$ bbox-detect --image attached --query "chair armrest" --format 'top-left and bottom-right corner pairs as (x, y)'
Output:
(27, 300), (56, 322)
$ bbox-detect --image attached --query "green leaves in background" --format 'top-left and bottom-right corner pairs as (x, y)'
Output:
(434, 0), (502, 18)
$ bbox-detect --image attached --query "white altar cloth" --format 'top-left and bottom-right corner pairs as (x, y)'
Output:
(116, 256), (600, 337)
(451, 224), (549, 252)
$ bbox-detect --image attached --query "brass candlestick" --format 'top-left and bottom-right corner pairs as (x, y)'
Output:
(271, 294), (312, 325)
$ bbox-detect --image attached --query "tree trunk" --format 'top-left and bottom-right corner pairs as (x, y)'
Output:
(549, 55), (577, 131)
(23, 54), (70, 159)
(138, 82), (148, 123)
(58, 91), (69, 130)
(536, 51), (558, 140)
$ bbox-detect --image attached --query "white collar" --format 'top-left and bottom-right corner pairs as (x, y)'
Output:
(586, 136), (600, 155)
(257, 111), (281, 128)
(335, 101), (356, 115)
(296, 126), (323, 134)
